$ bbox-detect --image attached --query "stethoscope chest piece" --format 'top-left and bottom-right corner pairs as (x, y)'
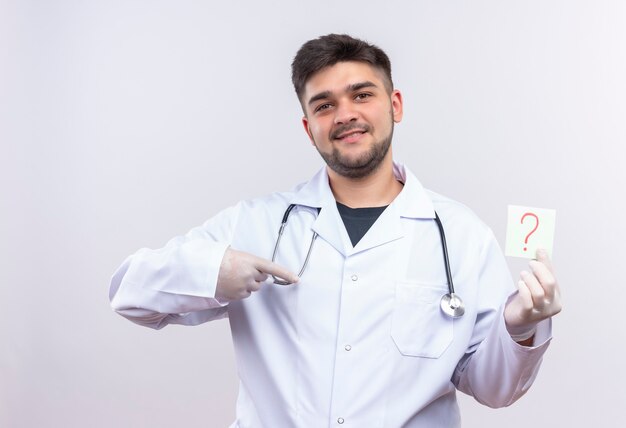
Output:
(440, 293), (465, 318)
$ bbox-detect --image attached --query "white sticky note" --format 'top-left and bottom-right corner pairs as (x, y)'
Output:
(505, 205), (556, 258)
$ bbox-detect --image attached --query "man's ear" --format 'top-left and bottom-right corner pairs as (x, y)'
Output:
(391, 90), (404, 123)
(302, 116), (315, 146)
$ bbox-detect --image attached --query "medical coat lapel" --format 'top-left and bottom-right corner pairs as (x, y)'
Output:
(289, 167), (351, 256)
(351, 203), (403, 254)
(353, 163), (436, 253)
(289, 163), (436, 257)
(390, 162), (437, 221)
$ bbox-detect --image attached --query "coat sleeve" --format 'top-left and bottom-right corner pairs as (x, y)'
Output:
(452, 228), (553, 408)
(108, 203), (241, 329)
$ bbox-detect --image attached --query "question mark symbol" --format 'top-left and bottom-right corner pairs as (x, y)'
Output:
(520, 212), (539, 252)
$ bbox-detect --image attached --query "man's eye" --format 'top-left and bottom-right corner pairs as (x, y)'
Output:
(315, 103), (331, 112)
(355, 93), (371, 101)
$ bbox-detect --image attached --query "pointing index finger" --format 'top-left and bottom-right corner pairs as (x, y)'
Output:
(253, 256), (300, 284)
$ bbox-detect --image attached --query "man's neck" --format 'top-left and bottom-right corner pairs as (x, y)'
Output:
(327, 157), (403, 208)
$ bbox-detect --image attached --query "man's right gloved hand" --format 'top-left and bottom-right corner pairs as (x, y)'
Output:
(215, 248), (299, 301)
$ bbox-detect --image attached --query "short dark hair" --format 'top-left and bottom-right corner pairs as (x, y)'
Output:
(291, 34), (393, 103)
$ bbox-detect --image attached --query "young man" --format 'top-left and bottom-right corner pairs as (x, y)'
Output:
(110, 34), (561, 427)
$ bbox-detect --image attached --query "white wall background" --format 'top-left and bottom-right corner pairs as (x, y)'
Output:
(2, 0), (625, 426)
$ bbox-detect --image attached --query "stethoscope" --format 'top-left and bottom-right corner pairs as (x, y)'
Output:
(270, 204), (465, 318)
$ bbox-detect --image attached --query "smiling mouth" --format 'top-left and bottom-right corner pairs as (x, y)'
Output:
(335, 130), (366, 141)
(332, 125), (370, 141)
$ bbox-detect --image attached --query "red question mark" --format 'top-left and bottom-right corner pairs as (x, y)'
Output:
(520, 213), (539, 252)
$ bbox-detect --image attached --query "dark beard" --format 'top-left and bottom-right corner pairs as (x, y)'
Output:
(316, 123), (394, 179)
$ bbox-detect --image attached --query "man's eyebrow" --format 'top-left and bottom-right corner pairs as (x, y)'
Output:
(307, 91), (332, 107)
(349, 81), (377, 92)
(307, 81), (379, 107)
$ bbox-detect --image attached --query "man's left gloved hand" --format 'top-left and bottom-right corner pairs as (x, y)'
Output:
(504, 249), (562, 343)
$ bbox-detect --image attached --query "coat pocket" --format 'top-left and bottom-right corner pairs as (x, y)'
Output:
(390, 282), (454, 358)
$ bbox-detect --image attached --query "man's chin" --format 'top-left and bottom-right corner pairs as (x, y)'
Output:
(315, 133), (392, 179)
(326, 157), (381, 179)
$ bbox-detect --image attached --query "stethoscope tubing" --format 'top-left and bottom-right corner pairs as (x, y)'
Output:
(433, 212), (456, 295)
(271, 204), (464, 317)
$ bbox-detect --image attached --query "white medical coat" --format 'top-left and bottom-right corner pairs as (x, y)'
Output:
(110, 162), (552, 427)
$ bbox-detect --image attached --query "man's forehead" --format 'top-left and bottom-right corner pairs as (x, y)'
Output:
(303, 61), (387, 96)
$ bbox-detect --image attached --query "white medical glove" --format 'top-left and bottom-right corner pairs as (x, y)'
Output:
(215, 248), (299, 301)
(504, 249), (562, 342)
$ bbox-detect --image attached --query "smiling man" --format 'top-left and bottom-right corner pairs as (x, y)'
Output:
(302, 61), (400, 181)
(110, 34), (561, 427)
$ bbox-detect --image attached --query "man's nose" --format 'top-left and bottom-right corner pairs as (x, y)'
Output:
(333, 102), (358, 125)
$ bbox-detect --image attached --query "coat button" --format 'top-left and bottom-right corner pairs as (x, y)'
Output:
(351, 274), (358, 281)
(337, 417), (345, 424)
(344, 345), (352, 351)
